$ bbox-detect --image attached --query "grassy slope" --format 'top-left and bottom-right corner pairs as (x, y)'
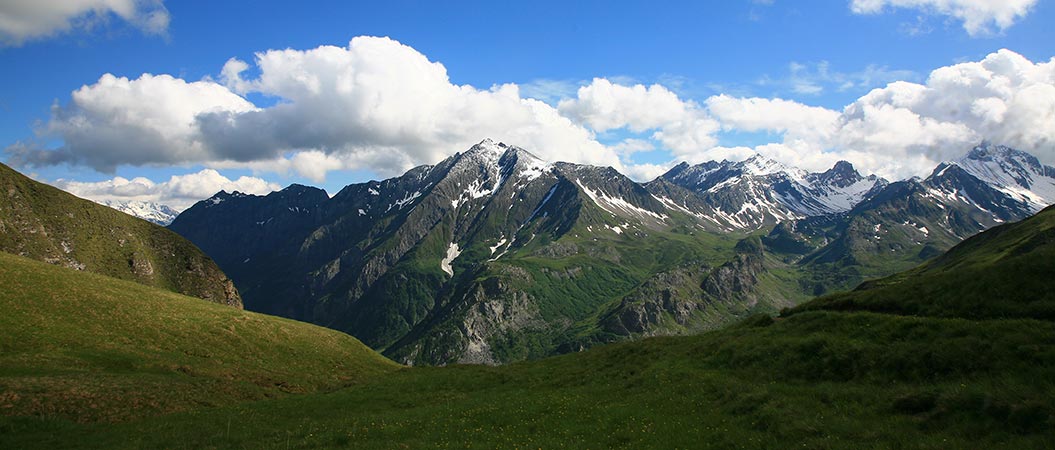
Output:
(5, 311), (1052, 449)
(3, 209), (1054, 448)
(796, 205), (1055, 320)
(0, 162), (240, 306)
(0, 252), (397, 423)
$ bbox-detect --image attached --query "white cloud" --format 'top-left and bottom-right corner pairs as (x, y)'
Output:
(706, 95), (840, 138)
(199, 37), (623, 175)
(14, 36), (626, 180)
(14, 73), (256, 171)
(557, 78), (722, 164)
(849, 0), (1038, 36)
(622, 163), (673, 182)
(609, 138), (655, 158)
(705, 49), (1055, 179)
(0, 0), (169, 45)
(8, 37), (1053, 187)
(53, 169), (280, 210)
(558, 79), (695, 133)
(290, 151), (345, 183)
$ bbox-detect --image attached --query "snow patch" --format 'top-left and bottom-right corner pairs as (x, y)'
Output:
(489, 238), (507, 255)
(574, 180), (668, 222)
(440, 243), (461, 277)
(388, 191), (422, 212)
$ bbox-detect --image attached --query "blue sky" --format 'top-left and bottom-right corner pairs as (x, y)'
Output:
(1, 0), (1053, 208)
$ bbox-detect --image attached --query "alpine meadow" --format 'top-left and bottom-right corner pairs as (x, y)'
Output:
(1, 1), (1054, 448)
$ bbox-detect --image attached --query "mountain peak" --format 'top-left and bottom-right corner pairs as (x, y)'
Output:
(814, 160), (864, 188)
(469, 138), (507, 155)
(964, 141), (1033, 163)
(831, 160), (855, 173)
(929, 144), (1055, 215)
(738, 153), (790, 177)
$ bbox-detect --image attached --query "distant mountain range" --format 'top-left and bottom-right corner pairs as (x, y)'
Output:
(168, 140), (1055, 365)
(96, 200), (180, 226)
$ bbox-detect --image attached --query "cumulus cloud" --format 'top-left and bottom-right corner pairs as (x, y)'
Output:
(53, 169), (280, 210)
(14, 36), (630, 180)
(558, 79), (695, 133)
(11, 73), (256, 172)
(622, 163), (672, 182)
(206, 37), (621, 176)
(850, 0), (1038, 36)
(0, 0), (169, 45)
(557, 78), (723, 164)
(706, 95), (840, 138)
(8, 36), (1054, 187)
(705, 49), (1055, 179)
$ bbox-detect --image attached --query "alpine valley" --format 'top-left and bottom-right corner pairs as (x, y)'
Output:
(168, 139), (1055, 365)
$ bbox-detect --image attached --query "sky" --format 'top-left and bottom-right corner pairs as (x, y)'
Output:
(0, 0), (1053, 209)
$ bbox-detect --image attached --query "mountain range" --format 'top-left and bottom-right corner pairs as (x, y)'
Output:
(6, 195), (1055, 448)
(168, 140), (1055, 365)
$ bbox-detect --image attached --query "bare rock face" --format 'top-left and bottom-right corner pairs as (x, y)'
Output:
(603, 237), (768, 337)
(457, 279), (543, 365)
(603, 268), (702, 335)
(130, 254), (155, 276)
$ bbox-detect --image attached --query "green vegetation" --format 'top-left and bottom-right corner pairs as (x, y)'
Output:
(2, 207), (1054, 448)
(0, 162), (240, 306)
(797, 205), (1055, 320)
(4, 309), (1052, 448)
(0, 252), (396, 423)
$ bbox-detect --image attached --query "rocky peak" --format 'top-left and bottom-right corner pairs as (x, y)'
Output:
(960, 142), (1054, 187)
(658, 160), (722, 191)
(939, 142), (1055, 212)
(662, 162), (691, 178)
(964, 141), (1023, 162)
(203, 190), (246, 207)
(814, 161), (864, 188)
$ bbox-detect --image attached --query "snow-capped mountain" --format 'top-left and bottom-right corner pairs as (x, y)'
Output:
(941, 142), (1055, 214)
(654, 155), (887, 230)
(168, 139), (1055, 366)
(769, 143), (1055, 285)
(97, 200), (180, 226)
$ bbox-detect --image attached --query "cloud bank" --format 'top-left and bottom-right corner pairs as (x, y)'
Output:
(0, 0), (169, 45)
(709, 49), (1055, 179)
(54, 169), (280, 210)
(7, 36), (1055, 190)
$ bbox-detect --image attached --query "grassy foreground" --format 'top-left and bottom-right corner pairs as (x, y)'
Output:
(3, 311), (1053, 449)
(0, 252), (397, 423)
(2, 208), (1055, 448)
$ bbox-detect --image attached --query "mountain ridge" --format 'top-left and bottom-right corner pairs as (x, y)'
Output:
(169, 139), (1055, 364)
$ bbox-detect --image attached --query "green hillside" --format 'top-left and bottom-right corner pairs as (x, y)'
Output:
(0, 162), (241, 306)
(0, 252), (397, 423)
(795, 204), (1055, 320)
(2, 206), (1054, 448)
